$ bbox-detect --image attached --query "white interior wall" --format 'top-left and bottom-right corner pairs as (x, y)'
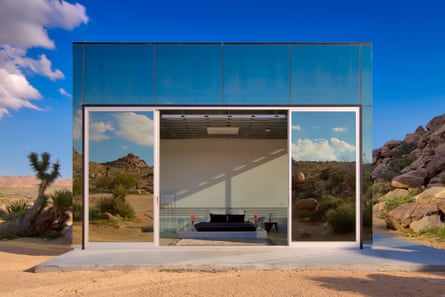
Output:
(160, 138), (288, 209)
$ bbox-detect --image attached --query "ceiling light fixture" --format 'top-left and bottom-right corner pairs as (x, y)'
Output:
(207, 127), (239, 135)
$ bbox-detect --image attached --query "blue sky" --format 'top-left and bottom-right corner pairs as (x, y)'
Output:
(0, 0), (444, 177)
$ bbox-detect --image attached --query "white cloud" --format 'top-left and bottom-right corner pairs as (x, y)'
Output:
(292, 138), (337, 161)
(90, 121), (114, 142)
(292, 124), (302, 131)
(59, 88), (72, 98)
(0, 0), (88, 119)
(115, 112), (154, 146)
(292, 137), (355, 161)
(0, 0), (88, 49)
(332, 127), (347, 132)
(330, 137), (356, 152)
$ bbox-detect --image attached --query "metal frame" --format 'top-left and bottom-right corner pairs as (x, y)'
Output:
(82, 105), (362, 248)
(83, 106), (158, 249)
(288, 106), (361, 247)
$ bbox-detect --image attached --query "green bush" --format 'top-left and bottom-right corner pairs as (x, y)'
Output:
(317, 195), (343, 221)
(327, 204), (355, 233)
(97, 197), (115, 214)
(384, 195), (416, 213)
(94, 197), (135, 220)
(0, 221), (20, 239)
(89, 207), (103, 220)
(0, 200), (30, 222)
(113, 199), (135, 219)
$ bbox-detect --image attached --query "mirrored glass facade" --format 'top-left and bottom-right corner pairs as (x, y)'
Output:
(73, 42), (372, 248)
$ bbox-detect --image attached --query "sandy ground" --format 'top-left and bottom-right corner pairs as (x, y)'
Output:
(0, 238), (444, 297)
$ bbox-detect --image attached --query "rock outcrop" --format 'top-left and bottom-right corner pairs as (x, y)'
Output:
(373, 113), (445, 189)
(373, 113), (445, 233)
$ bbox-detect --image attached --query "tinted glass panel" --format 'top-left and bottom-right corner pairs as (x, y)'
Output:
(224, 45), (289, 104)
(73, 44), (83, 106)
(155, 45), (222, 104)
(291, 45), (360, 104)
(72, 106), (83, 245)
(291, 111), (357, 242)
(362, 45), (373, 106)
(87, 111), (154, 242)
(84, 45), (154, 104)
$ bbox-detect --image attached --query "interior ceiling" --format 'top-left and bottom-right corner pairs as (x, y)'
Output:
(160, 110), (288, 139)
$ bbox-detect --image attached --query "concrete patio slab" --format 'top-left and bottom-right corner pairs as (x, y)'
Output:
(34, 233), (445, 273)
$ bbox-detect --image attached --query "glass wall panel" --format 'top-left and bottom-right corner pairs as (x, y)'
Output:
(291, 45), (360, 104)
(72, 106), (83, 245)
(224, 45), (289, 104)
(155, 45), (222, 104)
(84, 45), (154, 104)
(291, 110), (357, 242)
(362, 105), (373, 243)
(362, 45), (373, 106)
(87, 110), (154, 242)
(73, 44), (83, 106)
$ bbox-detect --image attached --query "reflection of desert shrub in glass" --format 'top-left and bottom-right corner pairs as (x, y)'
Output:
(317, 195), (342, 221)
(96, 197), (135, 220)
(327, 204), (355, 233)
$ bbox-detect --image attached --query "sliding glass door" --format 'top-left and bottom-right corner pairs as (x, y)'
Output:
(290, 108), (360, 244)
(84, 107), (157, 246)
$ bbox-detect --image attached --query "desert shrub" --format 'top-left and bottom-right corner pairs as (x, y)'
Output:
(372, 181), (392, 199)
(420, 226), (445, 240)
(317, 195), (343, 221)
(327, 204), (355, 233)
(0, 200), (30, 222)
(89, 207), (102, 220)
(384, 195), (416, 214)
(113, 199), (135, 219)
(97, 197), (115, 214)
(95, 197), (135, 220)
(0, 221), (20, 239)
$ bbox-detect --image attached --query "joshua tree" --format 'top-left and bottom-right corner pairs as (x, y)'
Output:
(19, 152), (60, 235)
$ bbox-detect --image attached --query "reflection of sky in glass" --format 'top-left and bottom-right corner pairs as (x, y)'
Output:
(88, 111), (154, 166)
(292, 112), (356, 162)
(291, 45), (360, 104)
(156, 45), (222, 104)
(84, 45), (154, 104)
(224, 45), (289, 104)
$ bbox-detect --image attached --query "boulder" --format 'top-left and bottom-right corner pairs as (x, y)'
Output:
(385, 202), (439, 230)
(391, 170), (427, 189)
(380, 146), (394, 158)
(410, 215), (444, 233)
(431, 197), (445, 213)
(415, 186), (445, 202)
(404, 126), (426, 145)
(425, 143), (445, 178)
(384, 140), (402, 149)
(293, 198), (318, 219)
(426, 114), (445, 131)
(294, 198), (318, 210)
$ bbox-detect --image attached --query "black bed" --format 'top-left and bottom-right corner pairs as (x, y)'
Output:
(194, 213), (257, 232)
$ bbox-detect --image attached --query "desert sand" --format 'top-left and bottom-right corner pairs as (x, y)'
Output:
(0, 237), (444, 297)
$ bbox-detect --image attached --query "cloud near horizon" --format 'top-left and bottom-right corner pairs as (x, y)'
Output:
(292, 137), (356, 161)
(0, 0), (88, 119)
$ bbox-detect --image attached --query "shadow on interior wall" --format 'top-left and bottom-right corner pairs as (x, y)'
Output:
(161, 147), (287, 206)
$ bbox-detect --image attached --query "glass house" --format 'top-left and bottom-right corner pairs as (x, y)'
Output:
(73, 42), (372, 249)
